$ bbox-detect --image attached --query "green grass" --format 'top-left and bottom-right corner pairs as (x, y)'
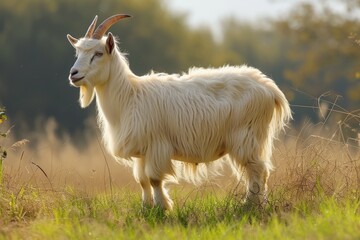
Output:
(0, 185), (359, 240)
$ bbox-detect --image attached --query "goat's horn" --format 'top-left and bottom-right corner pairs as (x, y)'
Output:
(92, 14), (131, 40)
(85, 15), (98, 38)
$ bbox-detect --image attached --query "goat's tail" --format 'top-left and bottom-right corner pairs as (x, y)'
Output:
(268, 81), (292, 135)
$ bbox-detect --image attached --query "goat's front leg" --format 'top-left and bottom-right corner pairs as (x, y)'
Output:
(149, 178), (173, 210)
(133, 158), (153, 207)
(145, 142), (174, 210)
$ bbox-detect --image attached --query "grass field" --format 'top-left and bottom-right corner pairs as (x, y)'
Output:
(1, 187), (359, 239)
(1, 118), (360, 239)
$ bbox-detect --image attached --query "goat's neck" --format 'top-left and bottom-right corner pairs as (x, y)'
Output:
(95, 52), (136, 126)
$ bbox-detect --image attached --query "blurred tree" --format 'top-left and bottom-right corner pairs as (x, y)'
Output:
(274, 3), (360, 106)
(1, 0), (360, 135)
(220, 19), (292, 92)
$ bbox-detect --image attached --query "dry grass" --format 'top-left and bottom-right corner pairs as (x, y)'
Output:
(270, 126), (360, 209)
(3, 101), (360, 199)
(2, 118), (136, 194)
(2, 107), (360, 205)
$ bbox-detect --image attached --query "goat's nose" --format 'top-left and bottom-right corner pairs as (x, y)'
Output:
(70, 69), (79, 76)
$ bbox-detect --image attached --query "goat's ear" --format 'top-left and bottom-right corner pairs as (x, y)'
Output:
(105, 32), (115, 54)
(67, 34), (78, 48)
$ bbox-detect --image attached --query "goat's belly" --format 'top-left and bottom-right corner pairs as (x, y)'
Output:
(170, 138), (227, 163)
(172, 149), (227, 163)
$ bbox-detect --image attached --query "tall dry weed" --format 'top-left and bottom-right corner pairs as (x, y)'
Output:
(2, 118), (135, 194)
(270, 93), (360, 206)
(2, 95), (360, 206)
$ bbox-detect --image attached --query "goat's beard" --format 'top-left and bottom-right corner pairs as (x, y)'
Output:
(79, 83), (95, 108)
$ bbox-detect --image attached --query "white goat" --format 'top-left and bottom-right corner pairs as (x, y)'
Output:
(67, 15), (292, 210)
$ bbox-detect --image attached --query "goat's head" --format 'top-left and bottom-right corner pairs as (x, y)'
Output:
(67, 14), (131, 107)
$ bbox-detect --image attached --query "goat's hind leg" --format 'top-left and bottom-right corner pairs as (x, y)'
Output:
(244, 159), (270, 205)
(229, 131), (271, 206)
(133, 158), (153, 208)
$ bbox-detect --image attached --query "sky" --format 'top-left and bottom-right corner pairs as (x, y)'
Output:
(167, 0), (298, 24)
(166, 0), (347, 37)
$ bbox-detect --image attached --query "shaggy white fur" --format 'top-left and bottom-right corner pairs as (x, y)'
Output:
(67, 19), (291, 210)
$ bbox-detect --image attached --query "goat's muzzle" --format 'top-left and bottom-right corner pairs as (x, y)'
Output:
(69, 69), (84, 84)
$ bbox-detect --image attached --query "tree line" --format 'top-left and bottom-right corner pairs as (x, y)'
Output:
(1, 0), (360, 135)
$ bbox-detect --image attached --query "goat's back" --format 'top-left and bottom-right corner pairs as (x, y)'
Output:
(131, 65), (288, 163)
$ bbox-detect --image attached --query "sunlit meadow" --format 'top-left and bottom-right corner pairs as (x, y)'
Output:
(0, 103), (359, 239)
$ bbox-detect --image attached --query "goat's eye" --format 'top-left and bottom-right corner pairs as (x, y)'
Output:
(90, 52), (103, 63)
(95, 51), (103, 57)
